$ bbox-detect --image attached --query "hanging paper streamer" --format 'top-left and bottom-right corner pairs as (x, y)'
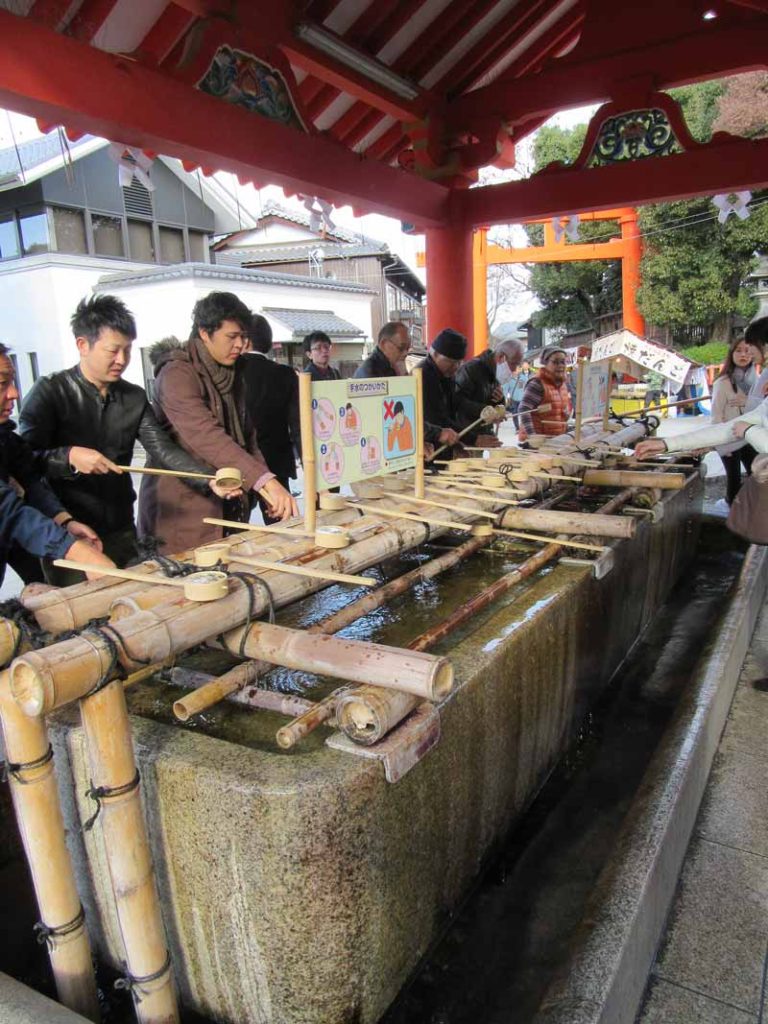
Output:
(712, 191), (751, 224)
(108, 145), (155, 191)
(299, 194), (336, 232)
(552, 214), (580, 242)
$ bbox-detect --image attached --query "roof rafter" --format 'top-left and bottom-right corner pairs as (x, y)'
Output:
(0, 9), (449, 226)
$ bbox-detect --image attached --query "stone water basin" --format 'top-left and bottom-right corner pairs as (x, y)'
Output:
(49, 474), (702, 1024)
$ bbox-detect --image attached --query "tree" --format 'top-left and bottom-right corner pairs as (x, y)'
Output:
(525, 124), (622, 333)
(636, 76), (768, 343)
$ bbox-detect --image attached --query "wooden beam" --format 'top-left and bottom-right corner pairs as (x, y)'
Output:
(488, 239), (626, 263)
(0, 10), (449, 227)
(457, 135), (768, 226)
(449, 20), (768, 130)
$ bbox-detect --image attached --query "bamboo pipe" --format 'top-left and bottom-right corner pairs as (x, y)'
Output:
(492, 528), (605, 553)
(414, 366), (425, 499)
(172, 661), (260, 721)
(79, 679), (179, 1023)
(229, 554), (377, 588)
(299, 371), (317, 533)
(275, 689), (344, 749)
(398, 495), (498, 519)
(11, 592), (453, 715)
(0, 664), (100, 1021)
(407, 489), (636, 652)
(53, 560), (228, 601)
(582, 469), (686, 490)
(430, 474), (529, 496)
(498, 507), (636, 539)
(169, 667), (314, 717)
(349, 501), (481, 533)
(335, 686), (420, 746)
(425, 484), (520, 507)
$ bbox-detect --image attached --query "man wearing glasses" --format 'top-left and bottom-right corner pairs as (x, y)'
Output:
(303, 331), (342, 381)
(354, 321), (411, 379)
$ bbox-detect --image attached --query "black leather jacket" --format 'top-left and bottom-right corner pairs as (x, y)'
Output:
(19, 366), (210, 534)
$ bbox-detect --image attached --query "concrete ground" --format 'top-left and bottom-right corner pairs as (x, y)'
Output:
(637, 603), (768, 1023)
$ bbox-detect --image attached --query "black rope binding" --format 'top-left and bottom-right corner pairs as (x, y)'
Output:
(82, 769), (141, 833)
(1, 744), (53, 785)
(0, 598), (48, 661)
(34, 905), (86, 950)
(224, 571), (275, 657)
(81, 623), (151, 698)
(114, 950), (172, 1004)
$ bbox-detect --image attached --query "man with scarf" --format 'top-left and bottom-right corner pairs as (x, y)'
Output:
(138, 292), (298, 552)
(416, 328), (466, 458)
(454, 339), (523, 446)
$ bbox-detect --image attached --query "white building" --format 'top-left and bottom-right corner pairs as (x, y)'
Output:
(0, 135), (373, 396)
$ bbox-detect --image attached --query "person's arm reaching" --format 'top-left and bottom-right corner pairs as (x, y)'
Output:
(635, 403), (768, 460)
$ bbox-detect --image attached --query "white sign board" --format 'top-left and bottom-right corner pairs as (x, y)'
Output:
(591, 330), (691, 386)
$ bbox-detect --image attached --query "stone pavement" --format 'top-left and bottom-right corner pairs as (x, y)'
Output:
(637, 601), (768, 1023)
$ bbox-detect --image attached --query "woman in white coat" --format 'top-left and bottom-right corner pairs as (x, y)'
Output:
(709, 337), (763, 503)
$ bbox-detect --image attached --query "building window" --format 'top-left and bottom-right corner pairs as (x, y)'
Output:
(28, 352), (39, 382)
(122, 177), (154, 219)
(188, 231), (207, 262)
(159, 226), (184, 264)
(19, 208), (50, 255)
(0, 213), (20, 259)
(128, 220), (155, 262)
(92, 214), (124, 257)
(52, 207), (87, 254)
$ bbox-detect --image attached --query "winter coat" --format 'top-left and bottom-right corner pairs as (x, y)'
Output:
(417, 355), (462, 448)
(138, 343), (273, 554)
(353, 347), (398, 379)
(19, 365), (212, 535)
(0, 423), (72, 582)
(241, 354), (301, 481)
(454, 351), (500, 443)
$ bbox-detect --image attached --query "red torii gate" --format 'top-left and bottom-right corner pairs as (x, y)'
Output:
(0, 0), (767, 353)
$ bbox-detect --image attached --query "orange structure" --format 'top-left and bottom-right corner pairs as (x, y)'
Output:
(472, 208), (644, 353)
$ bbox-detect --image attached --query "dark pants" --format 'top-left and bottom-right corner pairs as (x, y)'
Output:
(720, 445), (756, 505)
(42, 525), (139, 587)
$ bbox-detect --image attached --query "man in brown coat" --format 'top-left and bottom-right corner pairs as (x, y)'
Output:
(138, 292), (298, 553)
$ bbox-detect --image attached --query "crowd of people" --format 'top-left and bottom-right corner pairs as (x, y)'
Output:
(2, 289), (764, 592)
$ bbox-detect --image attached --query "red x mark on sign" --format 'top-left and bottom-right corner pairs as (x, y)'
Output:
(383, 400), (395, 420)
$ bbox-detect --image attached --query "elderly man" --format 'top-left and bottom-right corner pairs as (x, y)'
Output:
(354, 321), (411, 378)
(455, 339), (523, 446)
(139, 291), (298, 552)
(416, 328), (466, 456)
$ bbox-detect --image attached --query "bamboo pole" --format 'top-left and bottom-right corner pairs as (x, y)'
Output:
(172, 662), (260, 721)
(79, 680), (179, 1023)
(492, 528), (605, 553)
(425, 484), (520, 507)
(398, 494), (498, 518)
(407, 489), (636, 651)
(426, 405), (501, 463)
(10, 590), (453, 715)
(0, 665), (100, 1021)
(169, 667), (313, 717)
(275, 689), (344, 749)
(230, 554), (377, 588)
(582, 469), (686, 490)
(202, 517), (315, 538)
(299, 371), (317, 534)
(413, 366), (425, 499)
(499, 507), (636, 539)
(335, 686), (420, 746)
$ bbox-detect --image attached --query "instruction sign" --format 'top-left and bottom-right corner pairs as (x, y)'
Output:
(575, 359), (612, 441)
(311, 376), (418, 486)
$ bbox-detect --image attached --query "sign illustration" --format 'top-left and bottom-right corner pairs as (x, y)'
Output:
(310, 377), (418, 485)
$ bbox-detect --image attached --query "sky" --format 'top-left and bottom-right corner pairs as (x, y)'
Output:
(0, 105), (597, 329)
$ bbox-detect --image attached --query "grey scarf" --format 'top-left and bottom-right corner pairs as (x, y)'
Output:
(188, 336), (246, 448)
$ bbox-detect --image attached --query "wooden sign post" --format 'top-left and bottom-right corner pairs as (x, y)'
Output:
(413, 367), (425, 499)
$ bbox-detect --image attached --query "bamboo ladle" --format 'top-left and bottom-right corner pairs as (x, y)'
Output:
(203, 516), (351, 550)
(53, 560), (229, 601)
(426, 405), (505, 463)
(118, 464), (244, 490)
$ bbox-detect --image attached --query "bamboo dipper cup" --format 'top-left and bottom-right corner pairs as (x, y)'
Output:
(53, 560), (229, 602)
(118, 464), (244, 490)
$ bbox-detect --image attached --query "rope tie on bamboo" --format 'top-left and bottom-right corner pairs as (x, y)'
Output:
(152, 553), (198, 578)
(82, 769), (141, 833)
(222, 571), (275, 657)
(114, 949), (172, 1003)
(81, 623), (151, 697)
(0, 598), (48, 661)
(0, 744), (54, 784)
(33, 905), (85, 950)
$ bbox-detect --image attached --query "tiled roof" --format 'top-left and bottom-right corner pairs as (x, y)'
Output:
(215, 241), (387, 267)
(0, 133), (99, 180)
(263, 307), (364, 338)
(96, 261), (376, 294)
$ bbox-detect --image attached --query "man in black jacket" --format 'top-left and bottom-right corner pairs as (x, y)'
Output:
(19, 294), (221, 583)
(303, 331), (342, 381)
(416, 328), (466, 456)
(354, 322), (410, 379)
(242, 314), (301, 525)
(0, 344), (114, 585)
(454, 339), (523, 445)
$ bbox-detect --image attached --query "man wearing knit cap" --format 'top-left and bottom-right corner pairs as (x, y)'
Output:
(416, 328), (466, 457)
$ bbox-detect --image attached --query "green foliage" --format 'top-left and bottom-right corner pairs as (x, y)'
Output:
(682, 341), (729, 365)
(524, 77), (767, 340)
